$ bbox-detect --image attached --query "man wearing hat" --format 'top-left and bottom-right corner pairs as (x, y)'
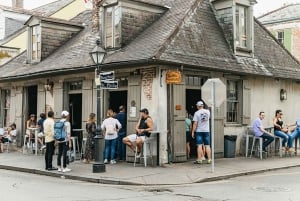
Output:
(123, 108), (153, 158)
(191, 101), (211, 164)
(56, 110), (72, 173)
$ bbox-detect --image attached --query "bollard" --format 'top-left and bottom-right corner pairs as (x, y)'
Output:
(93, 127), (105, 173)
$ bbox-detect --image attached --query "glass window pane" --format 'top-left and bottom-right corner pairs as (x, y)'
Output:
(105, 7), (113, 48)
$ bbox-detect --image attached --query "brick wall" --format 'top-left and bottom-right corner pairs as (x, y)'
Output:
(121, 7), (161, 46)
(292, 28), (300, 61)
(41, 26), (78, 59)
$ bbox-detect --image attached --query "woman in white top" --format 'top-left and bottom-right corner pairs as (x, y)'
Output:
(101, 109), (121, 164)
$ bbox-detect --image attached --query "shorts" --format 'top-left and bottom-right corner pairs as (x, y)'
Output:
(126, 134), (145, 143)
(195, 132), (210, 146)
(186, 131), (192, 143)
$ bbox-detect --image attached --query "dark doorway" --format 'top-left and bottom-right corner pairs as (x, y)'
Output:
(109, 91), (127, 113)
(186, 89), (201, 159)
(27, 85), (37, 117)
(69, 94), (82, 130)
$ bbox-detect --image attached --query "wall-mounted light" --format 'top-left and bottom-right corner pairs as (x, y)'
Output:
(280, 89), (287, 100)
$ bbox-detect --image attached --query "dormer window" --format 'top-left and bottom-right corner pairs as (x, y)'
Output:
(235, 4), (248, 48)
(104, 5), (121, 48)
(31, 25), (41, 61)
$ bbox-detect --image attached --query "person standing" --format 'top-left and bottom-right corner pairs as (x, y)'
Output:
(116, 105), (127, 161)
(192, 101), (211, 164)
(253, 111), (274, 152)
(26, 114), (37, 148)
(83, 113), (96, 163)
(44, 111), (57, 171)
(101, 109), (121, 164)
(185, 111), (192, 160)
(57, 110), (72, 173)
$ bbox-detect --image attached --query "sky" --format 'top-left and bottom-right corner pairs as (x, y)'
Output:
(0, 0), (300, 17)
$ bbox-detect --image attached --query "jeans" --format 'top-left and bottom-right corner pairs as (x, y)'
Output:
(117, 132), (126, 160)
(261, 133), (274, 151)
(288, 129), (300, 148)
(274, 130), (289, 147)
(104, 138), (117, 160)
(57, 142), (68, 168)
(45, 140), (55, 169)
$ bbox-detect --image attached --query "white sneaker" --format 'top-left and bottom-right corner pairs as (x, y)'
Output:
(104, 159), (108, 164)
(58, 168), (62, 172)
(62, 168), (71, 173)
(110, 160), (116, 164)
(41, 145), (46, 149)
(201, 156), (206, 160)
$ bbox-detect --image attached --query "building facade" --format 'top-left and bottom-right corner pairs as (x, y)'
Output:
(1, 0), (300, 164)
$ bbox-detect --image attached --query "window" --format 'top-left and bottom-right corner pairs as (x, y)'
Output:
(185, 75), (207, 86)
(277, 31), (284, 44)
(235, 4), (248, 48)
(31, 25), (41, 61)
(1, 89), (11, 127)
(69, 81), (82, 91)
(226, 80), (239, 123)
(105, 5), (121, 48)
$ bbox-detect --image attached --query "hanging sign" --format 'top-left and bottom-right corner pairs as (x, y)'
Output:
(166, 70), (181, 84)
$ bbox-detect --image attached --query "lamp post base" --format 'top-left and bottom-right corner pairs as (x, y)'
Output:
(93, 163), (106, 173)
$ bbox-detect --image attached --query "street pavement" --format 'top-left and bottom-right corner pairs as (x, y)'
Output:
(0, 149), (300, 185)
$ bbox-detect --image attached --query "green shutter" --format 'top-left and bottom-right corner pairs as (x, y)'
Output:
(284, 29), (292, 51)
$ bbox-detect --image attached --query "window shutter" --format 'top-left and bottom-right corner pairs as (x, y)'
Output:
(242, 80), (251, 125)
(284, 29), (292, 52)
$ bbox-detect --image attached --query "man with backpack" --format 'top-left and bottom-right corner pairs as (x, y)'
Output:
(44, 111), (57, 171)
(55, 110), (72, 173)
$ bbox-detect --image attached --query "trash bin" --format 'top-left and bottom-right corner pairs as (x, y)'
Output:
(224, 135), (237, 158)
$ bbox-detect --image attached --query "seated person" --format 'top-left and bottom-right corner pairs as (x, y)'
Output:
(123, 108), (153, 157)
(252, 111), (274, 152)
(286, 118), (300, 153)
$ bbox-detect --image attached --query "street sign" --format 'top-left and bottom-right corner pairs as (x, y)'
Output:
(101, 80), (118, 89)
(201, 78), (226, 107)
(100, 71), (115, 81)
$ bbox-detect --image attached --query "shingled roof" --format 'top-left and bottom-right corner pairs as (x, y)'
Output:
(1, 0), (300, 81)
(257, 3), (300, 24)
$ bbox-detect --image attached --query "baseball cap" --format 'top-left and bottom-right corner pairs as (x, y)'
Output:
(139, 108), (149, 114)
(61, 110), (69, 117)
(196, 101), (204, 106)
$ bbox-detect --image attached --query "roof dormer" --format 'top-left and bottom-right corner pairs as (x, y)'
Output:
(211, 0), (257, 57)
(25, 16), (83, 63)
(99, 0), (167, 49)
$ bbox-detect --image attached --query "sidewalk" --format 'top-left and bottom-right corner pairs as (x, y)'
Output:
(1, 151), (300, 185)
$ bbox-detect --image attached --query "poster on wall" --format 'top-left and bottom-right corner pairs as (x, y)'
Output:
(129, 107), (136, 117)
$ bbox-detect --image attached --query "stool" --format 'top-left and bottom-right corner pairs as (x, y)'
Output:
(80, 137), (87, 160)
(245, 126), (253, 158)
(273, 136), (283, 157)
(250, 136), (264, 159)
(70, 136), (80, 160)
(134, 136), (154, 167)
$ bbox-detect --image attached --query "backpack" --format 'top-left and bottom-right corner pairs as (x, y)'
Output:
(54, 121), (66, 141)
(105, 119), (116, 135)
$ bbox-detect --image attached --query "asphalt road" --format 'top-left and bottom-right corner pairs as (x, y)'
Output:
(1, 167), (300, 201)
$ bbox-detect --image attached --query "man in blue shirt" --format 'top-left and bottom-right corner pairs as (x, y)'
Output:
(252, 111), (274, 152)
(116, 105), (127, 161)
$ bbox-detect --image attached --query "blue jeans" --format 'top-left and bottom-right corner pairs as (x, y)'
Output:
(288, 129), (300, 148)
(274, 130), (289, 147)
(195, 132), (210, 145)
(104, 138), (117, 160)
(260, 133), (274, 151)
(117, 132), (126, 160)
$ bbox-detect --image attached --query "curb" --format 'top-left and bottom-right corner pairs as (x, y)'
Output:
(1, 164), (300, 186)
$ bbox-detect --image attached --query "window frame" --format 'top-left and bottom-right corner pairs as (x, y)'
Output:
(235, 4), (249, 49)
(31, 25), (41, 62)
(226, 79), (242, 124)
(1, 89), (11, 127)
(103, 4), (121, 49)
(277, 31), (284, 44)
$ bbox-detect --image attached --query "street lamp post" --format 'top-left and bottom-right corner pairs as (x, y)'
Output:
(89, 39), (106, 173)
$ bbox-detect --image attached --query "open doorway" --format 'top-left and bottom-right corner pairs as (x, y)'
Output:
(69, 93), (82, 130)
(27, 85), (38, 117)
(109, 91), (127, 114)
(186, 89), (201, 159)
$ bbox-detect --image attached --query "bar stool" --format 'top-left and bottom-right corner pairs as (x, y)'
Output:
(134, 136), (154, 167)
(80, 137), (87, 160)
(273, 136), (283, 157)
(245, 126), (253, 158)
(250, 136), (264, 160)
(70, 136), (80, 160)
